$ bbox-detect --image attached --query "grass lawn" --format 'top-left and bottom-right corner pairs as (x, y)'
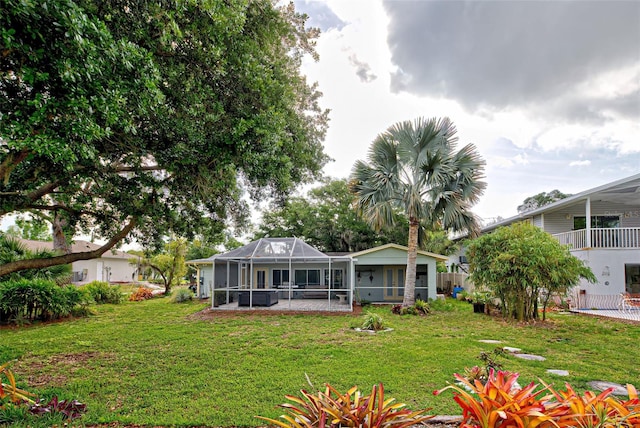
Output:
(1, 296), (639, 427)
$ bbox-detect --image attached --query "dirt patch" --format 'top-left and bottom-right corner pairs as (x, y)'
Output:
(16, 351), (115, 388)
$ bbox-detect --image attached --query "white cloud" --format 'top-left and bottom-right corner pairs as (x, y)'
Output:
(297, 0), (640, 221)
(569, 160), (592, 167)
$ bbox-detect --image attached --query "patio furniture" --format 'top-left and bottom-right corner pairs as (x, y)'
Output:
(238, 289), (279, 307)
(619, 292), (640, 311)
(336, 293), (347, 304)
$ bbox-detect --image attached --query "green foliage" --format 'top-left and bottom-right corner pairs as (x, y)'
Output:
(0, 235), (71, 283)
(139, 238), (188, 294)
(81, 281), (123, 305)
(0, 279), (83, 324)
(0, 0), (329, 277)
(256, 178), (412, 252)
(256, 383), (433, 428)
(5, 216), (52, 242)
(172, 288), (193, 303)
(392, 299), (430, 315)
(518, 189), (571, 213)
(361, 311), (385, 331)
(350, 117), (486, 307)
(467, 222), (597, 321)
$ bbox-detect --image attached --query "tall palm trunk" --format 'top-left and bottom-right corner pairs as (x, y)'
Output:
(402, 218), (419, 307)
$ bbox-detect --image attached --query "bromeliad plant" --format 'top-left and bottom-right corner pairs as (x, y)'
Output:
(257, 383), (433, 428)
(434, 369), (565, 428)
(0, 361), (35, 406)
(436, 369), (640, 428)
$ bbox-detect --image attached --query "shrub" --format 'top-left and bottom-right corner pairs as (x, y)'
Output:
(0, 279), (84, 324)
(256, 383), (433, 428)
(361, 311), (385, 331)
(29, 396), (87, 420)
(129, 287), (155, 302)
(172, 288), (193, 303)
(82, 281), (123, 304)
(391, 299), (430, 316)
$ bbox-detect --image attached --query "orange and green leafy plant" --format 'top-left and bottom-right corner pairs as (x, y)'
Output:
(129, 287), (154, 302)
(0, 361), (35, 406)
(257, 383), (433, 428)
(434, 369), (565, 428)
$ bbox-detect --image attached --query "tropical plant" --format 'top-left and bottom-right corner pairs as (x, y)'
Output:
(350, 117), (486, 307)
(0, 235), (71, 284)
(256, 383), (433, 428)
(467, 222), (596, 321)
(0, 361), (35, 406)
(0, 279), (84, 324)
(29, 396), (87, 420)
(361, 311), (386, 331)
(435, 370), (564, 428)
(391, 299), (430, 316)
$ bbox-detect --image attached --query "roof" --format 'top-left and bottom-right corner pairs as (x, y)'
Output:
(349, 243), (448, 261)
(14, 238), (137, 260)
(480, 172), (640, 233)
(188, 237), (351, 264)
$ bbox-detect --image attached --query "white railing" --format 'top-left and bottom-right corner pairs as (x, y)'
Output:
(554, 227), (640, 249)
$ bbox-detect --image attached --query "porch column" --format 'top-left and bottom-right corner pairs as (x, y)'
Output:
(586, 197), (592, 248)
(196, 266), (201, 298)
(288, 258), (292, 310)
(350, 258), (356, 311)
(226, 261), (230, 304)
(211, 261), (216, 309)
(328, 257), (332, 310)
(250, 259), (253, 308)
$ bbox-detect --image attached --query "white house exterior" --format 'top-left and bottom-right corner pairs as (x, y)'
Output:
(462, 173), (640, 309)
(17, 238), (140, 284)
(187, 238), (446, 311)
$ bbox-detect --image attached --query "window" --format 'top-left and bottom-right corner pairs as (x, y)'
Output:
(574, 215), (620, 230)
(324, 269), (344, 289)
(272, 269), (290, 287)
(295, 269), (321, 287)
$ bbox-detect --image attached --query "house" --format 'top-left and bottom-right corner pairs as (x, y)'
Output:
(15, 238), (140, 284)
(457, 172), (640, 309)
(186, 238), (446, 311)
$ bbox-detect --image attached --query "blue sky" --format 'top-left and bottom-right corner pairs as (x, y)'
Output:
(295, 0), (640, 223)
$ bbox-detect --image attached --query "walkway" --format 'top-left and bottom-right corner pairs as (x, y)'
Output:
(571, 308), (640, 323)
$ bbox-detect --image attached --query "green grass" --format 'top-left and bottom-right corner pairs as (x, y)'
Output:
(1, 298), (638, 427)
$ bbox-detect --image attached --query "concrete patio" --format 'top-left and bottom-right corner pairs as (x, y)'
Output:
(213, 298), (352, 312)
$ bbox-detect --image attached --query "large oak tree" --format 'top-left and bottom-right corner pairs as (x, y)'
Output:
(0, 0), (329, 276)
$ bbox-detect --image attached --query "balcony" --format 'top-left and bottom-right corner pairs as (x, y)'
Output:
(554, 227), (640, 250)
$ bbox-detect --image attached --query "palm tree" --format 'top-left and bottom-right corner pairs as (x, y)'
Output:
(349, 117), (486, 307)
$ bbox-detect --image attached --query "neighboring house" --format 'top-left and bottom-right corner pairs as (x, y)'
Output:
(16, 238), (140, 284)
(187, 238), (446, 311)
(456, 172), (640, 309)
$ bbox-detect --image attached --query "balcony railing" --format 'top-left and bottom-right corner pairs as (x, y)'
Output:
(554, 227), (640, 249)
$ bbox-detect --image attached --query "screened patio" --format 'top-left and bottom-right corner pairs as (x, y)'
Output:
(187, 238), (355, 312)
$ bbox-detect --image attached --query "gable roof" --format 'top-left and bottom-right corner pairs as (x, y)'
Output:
(190, 238), (351, 263)
(349, 243), (448, 261)
(13, 238), (136, 260)
(483, 172), (640, 233)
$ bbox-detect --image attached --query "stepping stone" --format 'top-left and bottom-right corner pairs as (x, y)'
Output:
(513, 353), (546, 361)
(478, 340), (502, 344)
(547, 369), (570, 376)
(503, 346), (522, 353)
(588, 381), (629, 396)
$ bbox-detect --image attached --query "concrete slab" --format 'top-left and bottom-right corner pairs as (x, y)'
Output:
(513, 353), (546, 361)
(478, 340), (502, 344)
(588, 381), (630, 396)
(503, 346), (522, 353)
(547, 369), (570, 376)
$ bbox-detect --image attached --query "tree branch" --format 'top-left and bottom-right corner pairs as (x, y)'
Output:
(0, 218), (138, 277)
(0, 149), (31, 184)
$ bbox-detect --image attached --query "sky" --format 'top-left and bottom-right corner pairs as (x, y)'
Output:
(294, 0), (640, 224)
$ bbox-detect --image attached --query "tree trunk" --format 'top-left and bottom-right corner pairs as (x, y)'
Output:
(52, 212), (71, 254)
(402, 219), (419, 307)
